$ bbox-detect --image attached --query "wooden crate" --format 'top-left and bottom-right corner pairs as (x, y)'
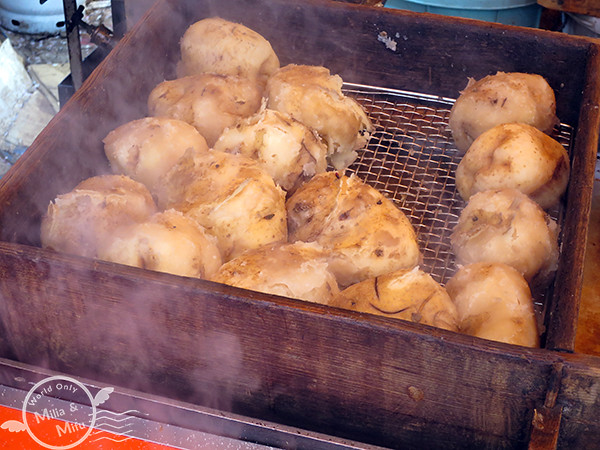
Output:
(0, 0), (599, 447)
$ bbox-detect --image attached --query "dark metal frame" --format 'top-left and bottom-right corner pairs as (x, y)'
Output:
(58, 0), (126, 105)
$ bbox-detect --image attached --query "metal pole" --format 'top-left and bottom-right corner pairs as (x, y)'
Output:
(62, 0), (83, 91)
(111, 0), (127, 38)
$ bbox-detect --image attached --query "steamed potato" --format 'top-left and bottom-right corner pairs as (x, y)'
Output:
(103, 117), (209, 194)
(287, 172), (421, 287)
(456, 123), (570, 209)
(450, 188), (559, 284)
(213, 107), (328, 193)
(41, 175), (157, 258)
(449, 72), (558, 152)
(265, 64), (373, 170)
(98, 209), (221, 279)
(147, 73), (262, 146)
(177, 17), (280, 86)
(446, 262), (540, 348)
(158, 148), (286, 261)
(212, 242), (339, 305)
(330, 267), (458, 331)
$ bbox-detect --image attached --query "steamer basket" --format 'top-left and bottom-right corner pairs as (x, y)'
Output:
(0, 0), (598, 448)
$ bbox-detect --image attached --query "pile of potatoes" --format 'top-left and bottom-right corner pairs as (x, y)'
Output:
(444, 71), (571, 348)
(41, 18), (570, 348)
(41, 18), (432, 315)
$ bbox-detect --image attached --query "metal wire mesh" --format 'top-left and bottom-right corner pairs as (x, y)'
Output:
(344, 83), (573, 290)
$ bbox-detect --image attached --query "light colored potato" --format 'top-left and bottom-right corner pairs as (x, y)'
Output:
(331, 267), (458, 331)
(213, 107), (328, 193)
(446, 262), (540, 348)
(158, 148), (286, 261)
(450, 188), (559, 284)
(456, 123), (570, 209)
(449, 72), (558, 152)
(147, 73), (262, 146)
(41, 175), (156, 258)
(177, 17), (280, 86)
(98, 209), (222, 279)
(103, 117), (209, 194)
(287, 172), (421, 287)
(265, 64), (373, 170)
(211, 242), (339, 305)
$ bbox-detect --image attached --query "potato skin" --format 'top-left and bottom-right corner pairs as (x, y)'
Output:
(213, 108), (328, 193)
(331, 267), (458, 331)
(98, 209), (222, 279)
(287, 172), (421, 287)
(147, 73), (262, 146)
(41, 175), (157, 258)
(450, 188), (559, 284)
(158, 148), (287, 261)
(211, 242), (339, 305)
(178, 17), (280, 86)
(456, 123), (570, 209)
(446, 262), (540, 348)
(449, 72), (558, 152)
(266, 64), (373, 170)
(103, 117), (209, 194)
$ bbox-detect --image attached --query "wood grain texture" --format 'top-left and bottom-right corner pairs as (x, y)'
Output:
(575, 180), (600, 355)
(552, 353), (600, 449)
(538, 0), (600, 18)
(544, 43), (600, 351)
(0, 241), (560, 448)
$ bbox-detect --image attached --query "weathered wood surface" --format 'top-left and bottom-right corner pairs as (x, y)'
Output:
(0, 0), (598, 447)
(0, 241), (562, 448)
(2, 240), (600, 448)
(538, 0), (600, 18)
(575, 181), (600, 356)
(543, 42), (600, 351)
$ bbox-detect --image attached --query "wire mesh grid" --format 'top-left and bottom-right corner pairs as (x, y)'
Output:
(343, 83), (573, 292)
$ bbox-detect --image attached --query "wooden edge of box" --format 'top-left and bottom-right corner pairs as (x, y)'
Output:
(0, 239), (567, 447)
(544, 42), (600, 352)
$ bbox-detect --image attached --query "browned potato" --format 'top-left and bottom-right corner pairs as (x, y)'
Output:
(449, 72), (558, 152)
(103, 117), (209, 194)
(158, 148), (286, 261)
(266, 64), (373, 170)
(331, 267), (458, 331)
(213, 107), (328, 193)
(147, 73), (262, 146)
(177, 17), (280, 86)
(287, 172), (421, 287)
(41, 175), (157, 258)
(446, 262), (540, 348)
(456, 123), (570, 209)
(98, 209), (222, 279)
(450, 188), (559, 284)
(212, 242), (339, 305)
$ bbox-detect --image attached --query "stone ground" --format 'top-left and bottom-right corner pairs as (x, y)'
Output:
(0, 1), (112, 177)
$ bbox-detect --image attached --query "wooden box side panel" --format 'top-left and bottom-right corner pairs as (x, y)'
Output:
(0, 242), (557, 449)
(552, 354), (600, 448)
(544, 43), (600, 351)
(0, 0), (186, 247)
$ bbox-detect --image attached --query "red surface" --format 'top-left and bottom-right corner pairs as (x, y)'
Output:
(0, 404), (177, 449)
